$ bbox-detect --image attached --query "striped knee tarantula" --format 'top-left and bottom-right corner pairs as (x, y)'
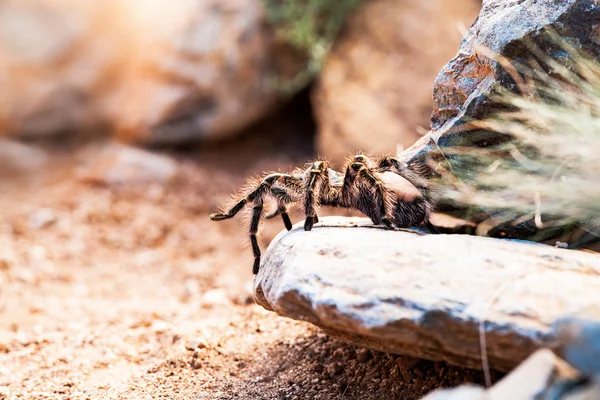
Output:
(209, 154), (438, 274)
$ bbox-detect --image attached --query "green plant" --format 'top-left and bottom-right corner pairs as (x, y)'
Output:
(263, 0), (361, 94)
(433, 37), (600, 240)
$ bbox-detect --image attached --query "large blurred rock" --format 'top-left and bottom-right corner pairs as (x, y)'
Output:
(253, 217), (600, 371)
(76, 143), (179, 186)
(111, 0), (298, 145)
(0, 0), (296, 143)
(0, 0), (119, 138)
(0, 139), (48, 176)
(400, 0), (600, 167)
(313, 0), (481, 166)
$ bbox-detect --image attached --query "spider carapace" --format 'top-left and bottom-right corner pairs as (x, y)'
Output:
(209, 154), (438, 274)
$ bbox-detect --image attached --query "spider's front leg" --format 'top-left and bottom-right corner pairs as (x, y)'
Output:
(209, 173), (300, 274)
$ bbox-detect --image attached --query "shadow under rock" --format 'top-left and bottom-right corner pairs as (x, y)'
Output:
(169, 85), (318, 178)
(240, 333), (495, 400)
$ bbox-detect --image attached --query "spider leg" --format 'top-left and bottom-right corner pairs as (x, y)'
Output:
(209, 173), (297, 221)
(209, 173), (302, 274)
(424, 220), (441, 234)
(303, 161), (328, 231)
(357, 164), (398, 229)
(249, 200), (263, 274)
(338, 155), (396, 229)
(265, 187), (294, 231)
(208, 198), (247, 221)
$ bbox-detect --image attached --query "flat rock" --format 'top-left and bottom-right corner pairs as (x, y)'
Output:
(422, 348), (599, 399)
(253, 217), (600, 371)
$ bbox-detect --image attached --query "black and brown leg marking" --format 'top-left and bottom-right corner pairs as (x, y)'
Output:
(209, 173), (301, 273)
(209, 173), (300, 222)
(265, 187), (294, 231)
(304, 161), (328, 231)
(249, 200), (263, 274)
(345, 155), (396, 228)
(358, 165), (397, 229)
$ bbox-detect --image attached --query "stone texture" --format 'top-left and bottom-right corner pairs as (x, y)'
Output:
(253, 216), (600, 371)
(556, 318), (600, 377)
(313, 0), (481, 165)
(422, 349), (599, 400)
(399, 0), (600, 167)
(0, 0), (295, 142)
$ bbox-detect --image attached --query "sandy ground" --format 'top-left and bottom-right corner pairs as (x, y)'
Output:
(0, 99), (489, 400)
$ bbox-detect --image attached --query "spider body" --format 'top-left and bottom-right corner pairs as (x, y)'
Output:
(210, 155), (437, 274)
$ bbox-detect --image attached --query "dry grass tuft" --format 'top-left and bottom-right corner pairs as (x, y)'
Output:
(434, 36), (600, 235)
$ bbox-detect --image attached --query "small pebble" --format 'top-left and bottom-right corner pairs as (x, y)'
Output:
(357, 349), (371, 363)
(185, 338), (208, 351)
(326, 363), (343, 376)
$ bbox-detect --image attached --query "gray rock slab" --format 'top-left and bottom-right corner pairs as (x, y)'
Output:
(253, 217), (600, 371)
(401, 0), (600, 167)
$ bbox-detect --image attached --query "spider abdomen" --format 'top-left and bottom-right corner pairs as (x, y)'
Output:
(376, 171), (422, 202)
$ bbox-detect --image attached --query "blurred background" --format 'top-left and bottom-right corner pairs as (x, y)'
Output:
(0, 0), (483, 285)
(0, 0), (480, 153)
(0, 1), (485, 398)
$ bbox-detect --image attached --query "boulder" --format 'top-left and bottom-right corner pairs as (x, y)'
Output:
(253, 217), (600, 371)
(0, 0), (296, 143)
(0, 0), (119, 138)
(400, 0), (600, 167)
(313, 0), (481, 165)
(110, 0), (298, 145)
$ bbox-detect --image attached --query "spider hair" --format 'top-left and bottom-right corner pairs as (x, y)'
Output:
(210, 154), (438, 274)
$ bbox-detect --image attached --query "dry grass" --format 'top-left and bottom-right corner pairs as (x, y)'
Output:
(434, 36), (600, 235)
(263, 0), (361, 94)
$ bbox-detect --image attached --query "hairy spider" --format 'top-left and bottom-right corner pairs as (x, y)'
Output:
(209, 154), (438, 274)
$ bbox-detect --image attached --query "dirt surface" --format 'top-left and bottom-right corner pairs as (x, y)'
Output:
(0, 98), (489, 399)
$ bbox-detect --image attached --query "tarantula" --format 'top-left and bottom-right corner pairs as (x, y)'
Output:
(209, 154), (438, 274)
